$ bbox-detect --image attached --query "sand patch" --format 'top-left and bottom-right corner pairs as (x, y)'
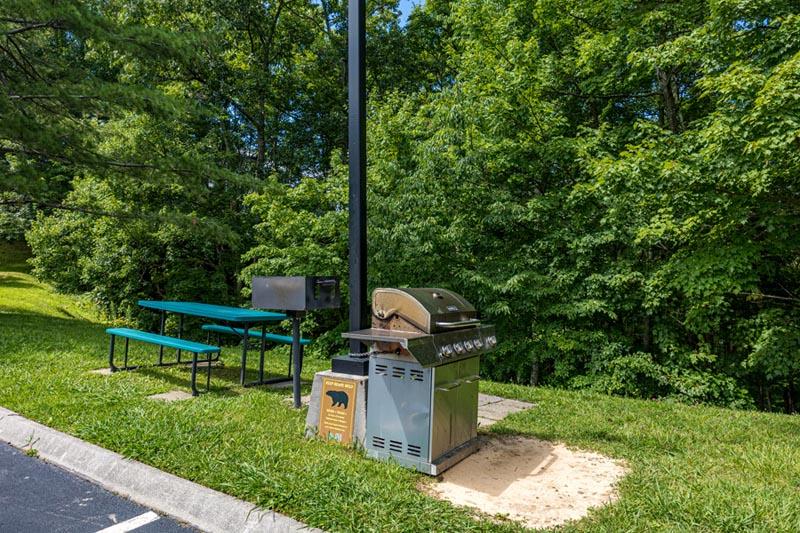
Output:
(427, 436), (626, 530)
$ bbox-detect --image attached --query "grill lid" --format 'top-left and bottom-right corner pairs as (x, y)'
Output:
(343, 287), (496, 366)
(372, 288), (479, 334)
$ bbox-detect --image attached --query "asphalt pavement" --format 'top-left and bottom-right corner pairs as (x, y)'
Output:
(0, 441), (194, 533)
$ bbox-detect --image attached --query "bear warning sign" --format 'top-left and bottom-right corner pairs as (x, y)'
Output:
(318, 376), (358, 443)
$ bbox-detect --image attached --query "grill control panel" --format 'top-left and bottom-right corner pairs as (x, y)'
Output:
(438, 334), (497, 360)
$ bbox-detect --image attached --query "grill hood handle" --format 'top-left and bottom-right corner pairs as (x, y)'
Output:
(434, 318), (482, 328)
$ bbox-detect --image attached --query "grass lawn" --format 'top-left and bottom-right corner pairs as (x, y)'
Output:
(1, 241), (799, 532)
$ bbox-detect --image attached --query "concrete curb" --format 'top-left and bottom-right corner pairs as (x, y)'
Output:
(0, 407), (321, 533)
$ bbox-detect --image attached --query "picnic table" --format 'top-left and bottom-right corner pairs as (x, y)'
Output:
(137, 300), (292, 389)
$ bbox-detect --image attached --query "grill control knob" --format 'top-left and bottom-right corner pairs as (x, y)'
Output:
(453, 342), (465, 354)
(473, 338), (483, 349)
(486, 335), (497, 348)
(441, 345), (453, 358)
(464, 340), (474, 351)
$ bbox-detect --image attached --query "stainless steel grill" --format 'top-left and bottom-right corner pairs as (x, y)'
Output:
(343, 287), (497, 474)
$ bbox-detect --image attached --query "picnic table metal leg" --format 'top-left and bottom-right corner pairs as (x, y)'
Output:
(291, 313), (302, 408)
(108, 335), (117, 372)
(177, 313), (184, 363)
(240, 324), (249, 386)
(158, 311), (165, 365)
(258, 324), (266, 384)
(190, 352), (199, 396)
(206, 353), (213, 391)
(123, 338), (130, 370)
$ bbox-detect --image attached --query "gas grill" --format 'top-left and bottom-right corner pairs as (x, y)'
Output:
(343, 288), (497, 474)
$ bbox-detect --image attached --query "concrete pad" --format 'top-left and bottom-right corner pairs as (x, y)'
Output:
(194, 361), (223, 368)
(266, 380), (309, 390)
(477, 393), (506, 406)
(147, 391), (193, 402)
(427, 436), (627, 530)
(477, 398), (534, 424)
(478, 402), (515, 421)
(0, 406), (318, 533)
(477, 417), (496, 428)
(496, 398), (535, 411)
(89, 368), (113, 376)
(281, 395), (311, 407)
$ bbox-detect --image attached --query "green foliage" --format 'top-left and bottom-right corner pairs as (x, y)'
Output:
(26, 174), (247, 321)
(9, 0), (800, 410)
(245, 0), (800, 410)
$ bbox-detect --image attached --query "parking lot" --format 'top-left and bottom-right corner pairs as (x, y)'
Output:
(0, 442), (192, 533)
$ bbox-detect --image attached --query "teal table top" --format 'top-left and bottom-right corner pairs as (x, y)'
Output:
(138, 300), (287, 323)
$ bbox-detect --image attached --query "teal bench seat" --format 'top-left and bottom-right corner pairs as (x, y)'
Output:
(106, 328), (220, 396)
(200, 324), (312, 346)
(201, 323), (311, 378)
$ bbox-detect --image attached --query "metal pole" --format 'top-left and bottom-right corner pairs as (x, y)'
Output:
(348, 0), (368, 352)
(291, 312), (303, 408)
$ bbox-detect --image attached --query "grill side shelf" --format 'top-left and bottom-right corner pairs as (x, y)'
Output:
(341, 328), (429, 346)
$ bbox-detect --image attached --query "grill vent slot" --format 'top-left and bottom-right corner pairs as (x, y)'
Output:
(409, 369), (424, 382)
(374, 364), (388, 376)
(391, 366), (406, 379)
(372, 436), (385, 449)
(389, 440), (403, 453)
(407, 444), (422, 457)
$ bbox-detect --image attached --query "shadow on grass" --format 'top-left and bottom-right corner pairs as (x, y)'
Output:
(134, 366), (242, 397)
(133, 364), (298, 398)
(0, 276), (38, 289)
(0, 312), (105, 340)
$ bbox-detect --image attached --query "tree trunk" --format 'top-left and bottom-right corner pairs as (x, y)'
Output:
(784, 378), (795, 413)
(256, 119), (265, 177)
(643, 315), (652, 352)
(656, 67), (683, 133)
(530, 358), (539, 387)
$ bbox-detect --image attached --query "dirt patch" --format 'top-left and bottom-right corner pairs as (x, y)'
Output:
(426, 436), (626, 530)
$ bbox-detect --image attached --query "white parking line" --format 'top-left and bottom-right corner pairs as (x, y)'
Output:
(95, 511), (160, 533)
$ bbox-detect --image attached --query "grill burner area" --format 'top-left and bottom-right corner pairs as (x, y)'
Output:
(342, 287), (498, 474)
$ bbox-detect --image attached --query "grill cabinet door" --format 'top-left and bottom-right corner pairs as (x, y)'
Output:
(431, 362), (460, 461)
(366, 358), (432, 461)
(452, 357), (480, 448)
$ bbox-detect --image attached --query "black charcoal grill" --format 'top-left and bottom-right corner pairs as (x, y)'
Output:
(252, 276), (340, 407)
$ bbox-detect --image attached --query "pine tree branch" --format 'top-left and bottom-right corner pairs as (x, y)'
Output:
(8, 94), (99, 100)
(0, 146), (199, 176)
(1, 21), (64, 36)
(0, 198), (136, 219)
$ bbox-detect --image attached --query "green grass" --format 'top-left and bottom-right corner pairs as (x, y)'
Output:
(1, 241), (799, 532)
